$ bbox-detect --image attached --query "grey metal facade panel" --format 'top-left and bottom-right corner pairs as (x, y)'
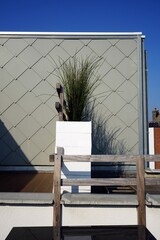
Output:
(0, 33), (146, 165)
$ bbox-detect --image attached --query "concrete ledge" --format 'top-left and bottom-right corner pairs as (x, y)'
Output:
(145, 169), (160, 174)
(146, 193), (160, 206)
(0, 192), (54, 205)
(61, 193), (138, 206)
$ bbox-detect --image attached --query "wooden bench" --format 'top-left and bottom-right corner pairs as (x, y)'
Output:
(53, 148), (160, 237)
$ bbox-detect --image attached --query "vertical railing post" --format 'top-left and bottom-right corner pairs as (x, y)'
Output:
(136, 156), (146, 226)
(53, 147), (63, 240)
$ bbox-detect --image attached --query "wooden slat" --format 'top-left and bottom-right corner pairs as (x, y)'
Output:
(63, 155), (139, 163)
(145, 178), (160, 185)
(62, 178), (137, 186)
(53, 148), (62, 232)
(136, 157), (146, 226)
(144, 155), (160, 162)
(53, 154), (160, 163)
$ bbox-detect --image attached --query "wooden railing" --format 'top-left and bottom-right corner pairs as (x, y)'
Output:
(53, 148), (160, 238)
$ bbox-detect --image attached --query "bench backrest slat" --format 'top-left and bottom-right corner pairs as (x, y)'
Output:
(62, 178), (137, 186)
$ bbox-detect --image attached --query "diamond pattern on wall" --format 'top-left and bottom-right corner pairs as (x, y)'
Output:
(19, 139), (41, 161)
(32, 104), (55, 127)
(0, 115), (12, 135)
(18, 46), (42, 68)
(48, 45), (70, 64)
(106, 115), (128, 137)
(116, 57), (137, 80)
(3, 103), (27, 127)
(0, 35), (141, 165)
(97, 59), (112, 78)
(30, 127), (53, 151)
(31, 150), (51, 165)
(102, 69), (126, 91)
(117, 80), (138, 103)
(0, 45), (13, 67)
(88, 40), (112, 57)
(18, 69), (42, 90)
(60, 40), (84, 57)
(0, 92), (12, 113)
(94, 103), (113, 120)
(17, 92), (41, 114)
(32, 57), (54, 79)
(5, 39), (28, 56)
(102, 46), (125, 68)
(3, 80), (27, 103)
(75, 46), (95, 59)
(94, 80), (112, 104)
(32, 39), (56, 57)
(0, 68), (13, 90)
(117, 104), (138, 127)
(17, 116), (41, 139)
(32, 80), (54, 103)
(2, 127), (26, 151)
(0, 38), (8, 45)
(130, 119), (139, 135)
(102, 92), (127, 115)
(4, 57), (28, 79)
(116, 39), (137, 57)
(118, 127), (139, 152)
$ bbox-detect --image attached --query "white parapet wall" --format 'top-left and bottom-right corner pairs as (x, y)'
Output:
(1, 192), (160, 239)
(146, 207), (160, 240)
(62, 206), (138, 226)
(0, 193), (53, 240)
(55, 121), (92, 193)
(61, 193), (160, 239)
(61, 193), (138, 226)
(0, 205), (53, 240)
(146, 194), (160, 240)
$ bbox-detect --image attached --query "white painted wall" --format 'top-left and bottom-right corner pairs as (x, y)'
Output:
(62, 206), (138, 226)
(0, 205), (53, 240)
(62, 205), (160, 239)
(149, 128), (155, 169)
(146, 207), (160, 240)
(1, 204), (160, 239)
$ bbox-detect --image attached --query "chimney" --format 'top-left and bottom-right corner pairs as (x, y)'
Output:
(152, 108), (159, 121)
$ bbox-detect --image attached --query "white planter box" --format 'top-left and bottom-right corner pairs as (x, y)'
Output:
(55, 121), (92, 193)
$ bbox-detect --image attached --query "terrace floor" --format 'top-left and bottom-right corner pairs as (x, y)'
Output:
(0, 172), (53, 192)
(0, 171), (160, 194)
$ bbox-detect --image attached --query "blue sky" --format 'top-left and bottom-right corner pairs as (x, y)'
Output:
(0, 0), (159, 120)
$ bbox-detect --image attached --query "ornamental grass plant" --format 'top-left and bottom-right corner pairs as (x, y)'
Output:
(56, 56), (101, 121)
